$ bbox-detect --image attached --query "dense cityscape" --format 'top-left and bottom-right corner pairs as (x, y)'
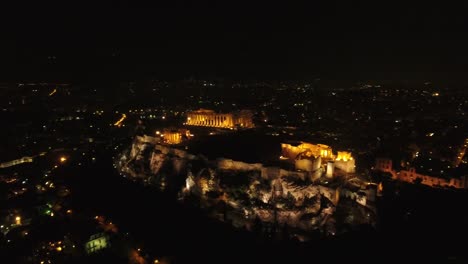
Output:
(1, 79), (468, 262)
(2, 2), (468, 263)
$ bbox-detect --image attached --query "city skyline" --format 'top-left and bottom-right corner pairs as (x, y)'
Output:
(1, 2), (468, 263)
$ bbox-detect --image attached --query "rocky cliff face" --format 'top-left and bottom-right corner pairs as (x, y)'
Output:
(117, 137), (376, 240)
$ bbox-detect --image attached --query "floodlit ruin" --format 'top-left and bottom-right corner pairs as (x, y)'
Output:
(185, 109), (254, 129)
(117, 134), (375, 240)
(281, 142), (356, 175)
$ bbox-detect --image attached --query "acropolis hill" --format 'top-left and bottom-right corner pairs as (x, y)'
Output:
(117, 124), (376, 239)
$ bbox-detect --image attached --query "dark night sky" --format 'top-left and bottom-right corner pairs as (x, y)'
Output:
(2, 1), (468, 81)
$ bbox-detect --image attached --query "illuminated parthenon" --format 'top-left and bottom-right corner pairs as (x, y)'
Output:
(185, 109), (254, 129)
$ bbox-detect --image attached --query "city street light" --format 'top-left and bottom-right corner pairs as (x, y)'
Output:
(15, 216), (21, 225)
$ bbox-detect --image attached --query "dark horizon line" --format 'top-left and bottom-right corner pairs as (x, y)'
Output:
(2, 74), (468, 87)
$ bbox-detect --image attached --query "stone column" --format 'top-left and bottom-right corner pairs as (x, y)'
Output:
(226, 115), (232, 128)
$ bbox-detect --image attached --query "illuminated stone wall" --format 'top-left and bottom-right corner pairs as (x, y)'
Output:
(261, 166), (280, 179)
(217, 158), (263, 171)
(186, 109), (254, 129)
(164, 132), (182, 144)
(281, 142), (334, 160)
(161, 128), (191, 145)
(326, 161), (335, 178)
(149, 152), (165, 174)
(130, 135), (161, 159)
(281, 142), (355, 174)
(334, 159), (355, 173)
(335, 151), (352, 162)
(154, 144), (197, 160)
(260, 167), (308, 180)
(295, 157), (321, 172)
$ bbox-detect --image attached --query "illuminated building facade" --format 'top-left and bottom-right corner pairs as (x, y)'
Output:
(281, 142), (355, 174)
(185, 109), (254, 129)
(159, 128), (192, 145)
(374, 158), (468, 189)
(375, 158), (393, 172)
(85, 233), (111, 254)
(281, 143), (334, 160)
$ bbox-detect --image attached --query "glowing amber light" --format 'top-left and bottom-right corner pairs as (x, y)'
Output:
(378, 182), (383, 192)
(114, 113), (127, 127)
(60, 156), (67, 163)
(15, 216), (21, 225)
(56, 246), (62, 252)
(49, 88), (57, 96)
